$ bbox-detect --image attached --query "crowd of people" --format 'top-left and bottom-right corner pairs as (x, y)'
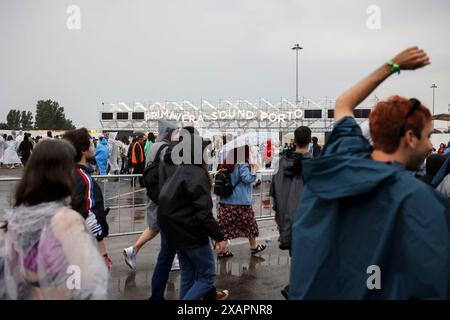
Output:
(2, 46), (450, 300)
(0, 131), (79, 169)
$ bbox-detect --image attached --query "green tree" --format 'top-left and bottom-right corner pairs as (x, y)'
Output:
(35, 100), (76, 130)
(20, 110), (34, 130)
(0, 123), (8, 130)
(6, 109), (21, 130)
(64, 119), (76, 130)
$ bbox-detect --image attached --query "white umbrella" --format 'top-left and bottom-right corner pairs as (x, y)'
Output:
(220, 132), (273, 165)
(221, 131), (277, 153)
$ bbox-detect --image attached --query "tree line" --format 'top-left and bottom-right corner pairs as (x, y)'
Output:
(0, 100), (76, 130)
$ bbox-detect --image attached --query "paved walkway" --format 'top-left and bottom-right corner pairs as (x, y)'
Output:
(106, 220), (290, 300)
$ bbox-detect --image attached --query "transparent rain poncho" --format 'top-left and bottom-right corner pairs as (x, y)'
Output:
(0, 201), (108, 300)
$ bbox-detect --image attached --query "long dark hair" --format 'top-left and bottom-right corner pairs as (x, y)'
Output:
(15, 140), (76, 207)
(121, 136), (130, 145)
(219, 145), (250, 173)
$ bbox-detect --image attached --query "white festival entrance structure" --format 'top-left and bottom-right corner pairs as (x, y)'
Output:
(99, 98), (375, 141)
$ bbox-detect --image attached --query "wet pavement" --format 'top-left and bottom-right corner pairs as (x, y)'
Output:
(107, 222), (289, 300)
(0, 167), (287, 300)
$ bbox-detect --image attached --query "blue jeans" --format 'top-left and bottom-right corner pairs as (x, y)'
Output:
(177, 243), (216, 300)
(150, 232), (176, 300)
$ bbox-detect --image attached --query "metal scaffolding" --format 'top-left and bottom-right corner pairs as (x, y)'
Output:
(99, 97), (376, 133)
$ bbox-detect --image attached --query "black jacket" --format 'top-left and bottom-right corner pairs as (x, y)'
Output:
(270, 151), (312, 250)
(71, 164), (109, 241)
(158, 164), (224, 249)
(312, 144), (322, 158)
(18, 141), (33, 158)
(158, 142), (178, 190)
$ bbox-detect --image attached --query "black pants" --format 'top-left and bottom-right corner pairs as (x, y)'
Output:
(21, 154), (31, 166)
(132, 163), (145, 187)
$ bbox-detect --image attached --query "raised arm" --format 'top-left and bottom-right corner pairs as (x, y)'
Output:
(334, 47), (430, 121)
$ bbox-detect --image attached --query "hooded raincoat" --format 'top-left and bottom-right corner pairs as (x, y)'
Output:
(95, 138), (109, 175)
(290, 116), (450, 299)
(108, 133), (120, 174)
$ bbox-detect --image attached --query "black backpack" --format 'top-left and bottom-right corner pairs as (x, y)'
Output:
(143, 144), (168, 204)
(213, 166), (241, 197)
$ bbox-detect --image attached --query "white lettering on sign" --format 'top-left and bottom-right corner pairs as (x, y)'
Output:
(136, 106), (305, 122)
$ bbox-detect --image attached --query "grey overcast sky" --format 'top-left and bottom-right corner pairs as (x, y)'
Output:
(0, 0), (449, 128)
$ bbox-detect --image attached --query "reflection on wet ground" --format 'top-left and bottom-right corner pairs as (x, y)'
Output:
(108, 236), (289, 300)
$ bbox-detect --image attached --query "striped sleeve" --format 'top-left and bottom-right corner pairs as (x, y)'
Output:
(76, 168), (96, 213)
(76, 168), (103, 238)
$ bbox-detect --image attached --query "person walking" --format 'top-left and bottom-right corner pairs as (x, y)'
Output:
(120, 136), (131, 174)
(15, 131), (24, 151)
(1, 136), (21, 169)
(123, 123), (177, 273)
(130, 134), (145, 187)
(310, 136), (322, 158)
(158, 133), (229, 300)
(145, 132), (156, 159)
(108, 133), (120, 175)
(270, 126), (313, 299)
(0, 139), (108, 299)
(216, 145), (266, 258)
(18, 133), (34, 166)
(63, 128), (112, 269)
(94, 137), (109, 175)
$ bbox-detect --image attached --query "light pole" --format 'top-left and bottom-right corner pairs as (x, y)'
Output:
(292, 44), (303, 105)
(431, 84), (437, 115)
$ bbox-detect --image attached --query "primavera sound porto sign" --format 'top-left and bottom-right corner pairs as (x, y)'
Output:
(144, 109), (304, 123)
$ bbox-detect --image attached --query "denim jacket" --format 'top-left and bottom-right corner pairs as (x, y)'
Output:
(218, 163), (256, 206)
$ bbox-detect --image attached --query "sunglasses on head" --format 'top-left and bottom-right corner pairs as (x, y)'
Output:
(399, 98), (421, 137)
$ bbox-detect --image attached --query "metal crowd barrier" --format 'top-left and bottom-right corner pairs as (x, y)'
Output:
(0, 170), (276, 237)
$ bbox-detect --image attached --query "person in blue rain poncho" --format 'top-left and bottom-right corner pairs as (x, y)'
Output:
(290, 47), (450, 299)
(95, 137), (109, 175)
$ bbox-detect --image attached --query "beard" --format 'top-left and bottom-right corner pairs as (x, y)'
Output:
(406, 151), (429, 171)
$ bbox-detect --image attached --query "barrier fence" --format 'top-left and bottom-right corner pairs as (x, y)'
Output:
(0, 171), (276, 237)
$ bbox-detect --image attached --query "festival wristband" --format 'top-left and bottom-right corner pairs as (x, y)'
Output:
(387, 60), (401, 74)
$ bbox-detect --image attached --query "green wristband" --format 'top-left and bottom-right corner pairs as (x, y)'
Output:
(387, 60), (401, 74)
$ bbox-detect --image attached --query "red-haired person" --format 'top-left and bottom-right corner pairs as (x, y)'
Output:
(290, 47), (450, 299)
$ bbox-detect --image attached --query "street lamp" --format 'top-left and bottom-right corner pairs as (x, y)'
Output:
(431, 84), (437, 115)
(292, 44), (303, 105)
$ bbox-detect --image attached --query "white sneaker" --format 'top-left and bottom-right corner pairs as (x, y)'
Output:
(123, 246), (137, 271)
(171, 255), (180, 271)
